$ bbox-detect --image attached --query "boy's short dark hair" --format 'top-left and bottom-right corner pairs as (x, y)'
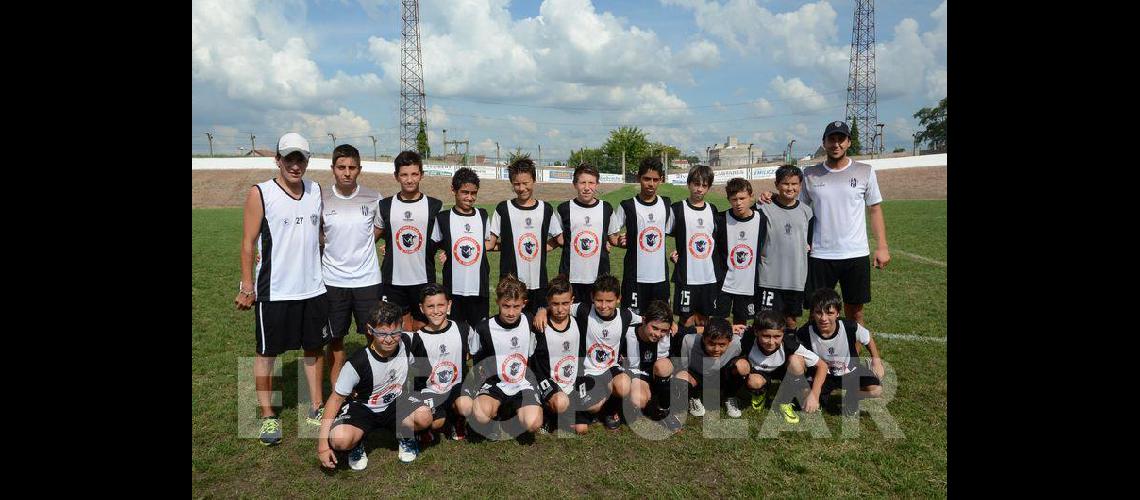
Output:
(703, 317), (733, 342)
(332, 144), (361, 166)
(547, 274), (572, 300)
(508, 157), (536, 182)
(752, 309), (785, 334)
(573, 163), (600, 184)
(496, 274), (528, 302)
(369, 301), (404, 328)
(638, 157), (665, 179)
(641, 300), (674, 326)
(687, 165), (714, 186)
(452, 167), (480, 191)
(419, 282), (448, 304)
(809, 288), (843, 314)
(592, 274), (621, 298)
(775, 164), (804, 184)
(725, 177), (752, 198)
(394, 150), (423, 174)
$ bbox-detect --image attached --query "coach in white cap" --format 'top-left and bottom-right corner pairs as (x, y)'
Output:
(235, 132), (333, 446)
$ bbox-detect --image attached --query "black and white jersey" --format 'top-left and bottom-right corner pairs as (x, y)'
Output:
(669, 200), (718, 286)
(795, 320), (870, 376)
(672, 329), (742, 375)
(254, 178), (326, 301)
(757, 199), (814, 291)
(619, 324), (672, 378)
(572, 303), (640, 376)
(320, 184), (383, 287)
(530, 317), (582, 396)
(557, 198), (622, 284)
(377, 193), (444, 286)
(333, 333), (415, 413)
(489, 200), (563, 290)
(714, 209), (768, 295)
(410, 321), (470, 395)
(470, 314), (537, 395)
(619, 195), (673, 285)
(431, 207), (491, 297)
(739, 330), (820, 373)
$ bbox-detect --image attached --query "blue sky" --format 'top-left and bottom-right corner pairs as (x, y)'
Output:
(192, 0), (946, 161)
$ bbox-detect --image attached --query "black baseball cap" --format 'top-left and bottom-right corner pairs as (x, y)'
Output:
(822, 120), (850, 139)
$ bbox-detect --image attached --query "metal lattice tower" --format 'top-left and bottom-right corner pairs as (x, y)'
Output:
(845, 0), (877, 151)
(400, 0), (426, 151)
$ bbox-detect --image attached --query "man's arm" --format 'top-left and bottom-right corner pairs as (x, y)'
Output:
(235, 186), (263, 310)
(867, 203), (890, 269)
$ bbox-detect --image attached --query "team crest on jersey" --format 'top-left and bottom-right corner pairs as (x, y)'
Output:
(730, 244), (754, 269)
(562, 341), (571, 352)
(828, 347), (835, 355)
(501, 353), (528, 383)
(464, 223), (471, 233)
(525, 217), (533, 227)
(643, 350), (652, 360)
(511, 336), (519, 347)
(785, 223), (792, 235)
(850, 178), (857, 188)
(602, 328), (609, 338)
(688, 233), (713, 259)
(647, 212), (655, 222)
(518, 233), (539, 261)
(573, 230), (600, 258)
(396, 225), (424, 253)
(638, 226), (663, 252)
(588, 342), (616, 366)
(738, 230), (745, 239)
(386, 370), (397, 382)
(555, 355), (576, 384)
(311, 214), (319, 225)
(453, 236), (481, 266)
(430, 360), (460, 391)
(584, 215), (591, 226)
(370, 383), (403, 406)
(361, 205), (370, 217)
(698, 217), (704, 226)
(440, 343), (447, 354)
(404, 211), (413, 220)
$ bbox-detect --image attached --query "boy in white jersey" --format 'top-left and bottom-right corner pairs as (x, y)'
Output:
(755, 165), (814, 329)
(731, 310), (827, 424)
(529, 276), (585, 434)
(615, 158), (673, 314)
(553, 163), (623, 303)
(317, 301), (432, 470)
(668, 165), (719, 327)
(617, 299), (683, 432)
(320, 144), (383, 394)
(432, 167), (491, 326)
(377, 151), (443, 331)
(487, 158), (564, 317)
(794, 288), (884, 416)
(469, 275), (544, 440)
(235, 132), (331, 446)
(408, 283), (474, 444)
(673, 317), (746, 418)
(713, 178), (767, 325)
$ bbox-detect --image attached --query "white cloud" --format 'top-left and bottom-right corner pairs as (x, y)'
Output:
(753, 98), (773, 115)
(676, 39), (721, 69)
(546, 129), (561, 138)
(427, 104), (451, 128)
(271, 107), (374, 150)
(793, 123), (809, 136)
(508, 115), (538, 134)
(770, 77), (830, 112)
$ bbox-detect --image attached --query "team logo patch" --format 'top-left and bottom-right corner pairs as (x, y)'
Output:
(554, 355), (577, 384)
(404, 211), (412, 220)
(643, 350), (652, 360)
(517, 233), (539, 261)
(464, 223), (471, 233)
(638, 226), (664, 252)
(511, 336), (519, 347)
(828, 347), (835, 355)
(687, 232), (713, 259)
(587, 342), (616, 367)
(562, 341), (571, 352)
(785, 222), (792, 235)
(602, 328), (610, 338)
(647, 212), (654, 222)
(730, 244), (754, 269)
(430, 360), (460, 391)
(850, 177), (857, 188)
(311, 214), (319, 225)
(698, 217), (704, 226)
(833, 121), (843, 127)
(738, 230), (745, 239)
(584, 215), (591, 225)
(370, 383), (403, 406)
(525, 217), (533, 227)
(501, 353), (528, 383)
(573, 230), (601, 258)
(453, 236), (481, 266)
(386, 370), (397, 383)
(396, 225), (424, 253)
(361, 205), (369, 217)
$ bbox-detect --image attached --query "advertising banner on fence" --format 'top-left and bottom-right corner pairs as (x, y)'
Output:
(750, 166), (779, 180)
(544, 169), (574, 183)
(668, 173), (687, 185)
(423, 165), (455, 177)
(712, 168), (749, 184)
(466, 165), (498, 178)
(599, 173), (623, 183)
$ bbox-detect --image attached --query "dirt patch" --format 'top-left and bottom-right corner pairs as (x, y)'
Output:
(192, 165), (945, 208)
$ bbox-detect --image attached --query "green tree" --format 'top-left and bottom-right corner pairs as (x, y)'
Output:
(567, 147), (605, 167)
(416, 120), (431, 158)
(892, 147), (906, 153)
(602, 126), (652, 175)
(848, 120), (862, 155)
(913, 97), (947, 151)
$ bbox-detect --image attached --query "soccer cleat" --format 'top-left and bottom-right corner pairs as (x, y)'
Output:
(348, 442), (368, 470)
(750, 391), (767, 410)
(259, 416), (282, 446)
(724, 397), (743, 418)
(688, 397), (706, 417)
(602, 412), (622, 431)
(779, 403), (800, 424)
(661, 414), (684, 433)
(450, 416), (468, 441)
(397, 437), (419, 463)
(306, 406), (324, 426)
(841, 397), (861, 417)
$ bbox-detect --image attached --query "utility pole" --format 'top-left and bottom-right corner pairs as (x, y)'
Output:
(249, 132), (256, 155)
(538, 144), (542, 168)
(786, 139), (796, 162)
(328, 133), (337, 156)
(748, 143), (753, 165)
(369, 135), (377, 161)
(205, 132), (214, 157)
(876, 123), (885, 156)
(442, 129), (447, 159)
(495, 141), (501, 178)
(621, 149), (626, 181)
(912, 132), (920, 156)
(706, 146), (711, 166)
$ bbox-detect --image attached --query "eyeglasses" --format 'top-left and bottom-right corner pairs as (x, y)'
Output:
(367, 325), (401, 338)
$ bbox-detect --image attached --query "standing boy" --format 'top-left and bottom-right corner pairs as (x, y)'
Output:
(756, 165), (814, 329)
(713, 178), (768, 325)
(669, 165), (719, 326)
(432, 167), (491, 325)
(616, 157), (673, 314)
(555, 163), (623, 303)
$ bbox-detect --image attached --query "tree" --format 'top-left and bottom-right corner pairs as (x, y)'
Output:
(892, 147), (906, 153)
(913, 97), (947, 151)
(848, 120), (862, 155)
(416, 120), (431, 158)
(602, 126), (652, 175)
(567, 147), (605, 167)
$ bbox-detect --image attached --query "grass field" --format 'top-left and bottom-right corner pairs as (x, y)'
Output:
(192, 183), (946, 497)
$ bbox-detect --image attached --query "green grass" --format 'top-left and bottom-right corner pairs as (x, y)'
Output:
(192, 188), (946, 497)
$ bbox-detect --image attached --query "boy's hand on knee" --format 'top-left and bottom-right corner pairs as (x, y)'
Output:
(871, 358), (884, 379)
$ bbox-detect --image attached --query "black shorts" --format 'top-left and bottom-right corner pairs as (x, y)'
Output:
(326, 284), (381, 338)
(805, 256), (871, 308)
(329, 399), (415, 437)
(574, 368), (623, 410)
(475, 384), (541, 420)
(381, 283), (429, 322)
(714, 291), (756, 322)
(450, 294), (489, 326)
(571, 283), (595, 305)
(524, 287), (548, 317)
(751, 365), (788, 385)
(622, 280), (670, 314)
(674, 283), (718, 319)
(684, 364), (741, 401)
(420, 384), (468, 420)
(814, 364), (881, 394)
(756, 287), (805, 318)
(254, 294), (331, 356)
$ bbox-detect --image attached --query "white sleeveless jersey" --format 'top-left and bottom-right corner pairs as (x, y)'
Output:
(320, 184), (382, 287)
(720, 210), (765, 294)
(254, 178), (326, 301)
(670, 200), (718, 285)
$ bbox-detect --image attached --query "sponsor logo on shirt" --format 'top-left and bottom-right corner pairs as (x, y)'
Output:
(573, 230), (601, 258)
(730, 244), (754, 269)
(370, 383), (403, 406)
(396, 225), (424, 253)
(501, 353), (528, 383)
(453, 236), (482, 266)
(518, 233), (539, 261)
(687, 233), (713, 259)
(638, 226), (664, 252)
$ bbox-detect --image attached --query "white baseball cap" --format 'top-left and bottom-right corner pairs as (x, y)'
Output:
(277, 132), (311, 158)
